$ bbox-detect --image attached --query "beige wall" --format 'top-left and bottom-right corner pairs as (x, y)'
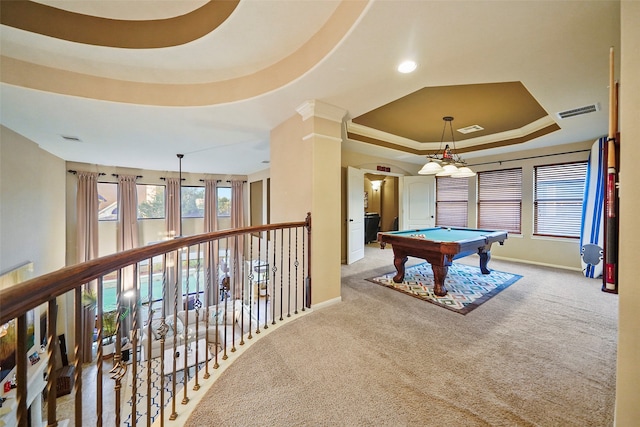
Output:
(270, 106), (342, 307)
(0, 125), (68, 352)
(247, 168), (270, 227)
(1, 126), (66, 278)
(380, 177), (399, 232)
(615, 2), (640, 425)
(364, 178), (380, 214)
(270, 115), (312, 220)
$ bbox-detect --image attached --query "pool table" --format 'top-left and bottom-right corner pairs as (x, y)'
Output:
(378, 227), (508, 297)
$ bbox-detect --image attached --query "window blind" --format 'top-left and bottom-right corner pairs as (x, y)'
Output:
(436, 176), (469, 227)
(478, 168), (522, 233)
(534, 162), (587, 238)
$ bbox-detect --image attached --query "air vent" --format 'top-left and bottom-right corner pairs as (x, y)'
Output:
(457, 124), (484, 134)
(61, 135), (82, 142)
(556, 103), (600, 119)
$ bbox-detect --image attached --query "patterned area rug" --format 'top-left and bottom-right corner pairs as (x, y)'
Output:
(124, 357), (203, 426)
(124, 358), (174, 426)
(368, 262), (522, 315)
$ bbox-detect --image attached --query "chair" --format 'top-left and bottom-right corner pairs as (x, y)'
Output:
(364, 213), (380, 244)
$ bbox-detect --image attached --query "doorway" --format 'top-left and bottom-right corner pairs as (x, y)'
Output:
(364, 174), (399, 234)
(347, 168), (435, 264)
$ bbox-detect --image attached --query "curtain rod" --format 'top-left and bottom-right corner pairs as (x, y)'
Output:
(198, 179), (247, 183)
(112, 174), (142, 179)
(159, 177), (185, 181)
(67, 170), (106, 176)
(467, 149), (591, 167)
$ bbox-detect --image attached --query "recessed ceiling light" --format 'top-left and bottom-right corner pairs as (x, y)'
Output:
(397, 60), (417, 74)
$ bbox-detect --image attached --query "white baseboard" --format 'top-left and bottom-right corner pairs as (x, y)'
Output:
(492, 255), (582, 272)
(311, 296), (342, 310)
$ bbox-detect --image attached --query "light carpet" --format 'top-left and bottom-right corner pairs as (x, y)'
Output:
(368, 262), (522, 314)
(186, 248), (617, 426)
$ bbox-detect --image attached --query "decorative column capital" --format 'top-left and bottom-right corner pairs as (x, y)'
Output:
(296, 100), (347, 123)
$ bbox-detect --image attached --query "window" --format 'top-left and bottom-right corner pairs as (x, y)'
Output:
(137, 184), (165, 219)
(217, 187), (231, 217)
(215, 186), (232, 230)
(436, 176), (468, 227)
(181, 186), (205, 218)
(477, 168), (522, 234)
(534, 162), (587, 238)
(98, 182), (118, 221)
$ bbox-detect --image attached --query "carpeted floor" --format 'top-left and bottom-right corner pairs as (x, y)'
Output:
(368, 262), (522, 314)
(186, 245), (618, 426)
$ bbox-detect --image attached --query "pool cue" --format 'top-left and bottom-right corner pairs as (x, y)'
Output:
(603, 47), (618, 293)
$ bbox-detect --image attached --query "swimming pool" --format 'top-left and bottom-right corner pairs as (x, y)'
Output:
(101, 270), (208, 312)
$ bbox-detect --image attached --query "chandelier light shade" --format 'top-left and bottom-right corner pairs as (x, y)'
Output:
(436, 163), (459, 177)
(418, 160), (443, 175)
(418, 116), (476, 177)
(451, 166), (476, 178)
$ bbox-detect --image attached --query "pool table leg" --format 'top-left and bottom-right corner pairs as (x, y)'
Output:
(392, 256), (408, 283)
(479, 251), (491, 274)
(432, 265), (449, 297)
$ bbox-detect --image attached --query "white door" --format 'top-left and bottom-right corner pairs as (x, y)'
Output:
(400, 175), (436, 230)
(347, 166), (365, 264)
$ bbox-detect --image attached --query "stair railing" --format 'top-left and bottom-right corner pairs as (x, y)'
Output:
(0, 214), (311, 427)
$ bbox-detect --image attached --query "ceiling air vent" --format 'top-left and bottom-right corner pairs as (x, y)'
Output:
(556, 103), (600, 119)
(457, 124), (484, 134)
(61, 135), (82, 142)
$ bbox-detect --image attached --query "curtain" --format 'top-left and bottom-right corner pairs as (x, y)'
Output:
(76, 171), (100, 265)
(76, 171), (100, 362)
(118, 175), (139, 339)
(204, 180), (219, 233)
(204, 180), (219, 305)
(229, 181), (245, 297)
(118, 175), (139, 253)
(166, 178), (181, 239)
(164, 177), (181, 313)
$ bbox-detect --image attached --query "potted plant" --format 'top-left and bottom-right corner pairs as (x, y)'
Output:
(101, 310), (118, 358)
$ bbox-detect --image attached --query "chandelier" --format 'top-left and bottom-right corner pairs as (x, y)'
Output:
(418, 116), (476, 178)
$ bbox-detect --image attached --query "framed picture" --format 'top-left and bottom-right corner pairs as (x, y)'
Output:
(0, 262), (35, 383)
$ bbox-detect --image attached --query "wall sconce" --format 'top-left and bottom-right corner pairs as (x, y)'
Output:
(371, 180), (382, 191)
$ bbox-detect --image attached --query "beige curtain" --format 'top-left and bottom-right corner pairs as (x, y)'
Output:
(166, 177), (181, 239)
(117, 175), (139, 252)
(76, 171), (100, 362)
(165, 177), (181, 312)
(229, 180), (245, 297)
(117, 175), (139, 340)
(76, 171), (100, 265)
(204, 180), (219, 304)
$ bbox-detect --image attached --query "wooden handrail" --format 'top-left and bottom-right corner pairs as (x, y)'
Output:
(0, 217), (309, 324)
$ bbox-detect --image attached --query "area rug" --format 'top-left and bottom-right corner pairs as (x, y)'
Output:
(124, 357), (204, 426)
(123, 358), (174, 427)
(368, 262), (522, 314)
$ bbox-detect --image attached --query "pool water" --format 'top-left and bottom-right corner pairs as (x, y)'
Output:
(101, 270), (208, 312)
